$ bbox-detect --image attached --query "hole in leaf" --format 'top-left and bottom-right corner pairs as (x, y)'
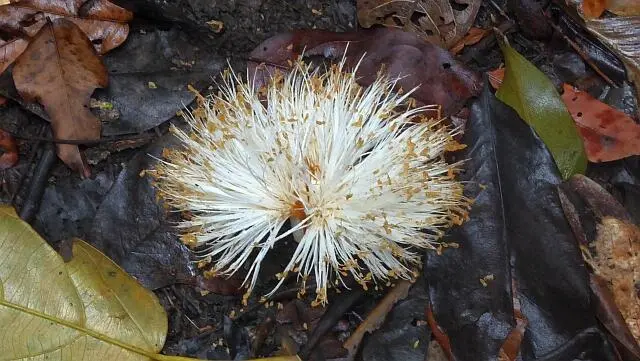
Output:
(442, 62), (451, 69)
(450, 0), (469, 11)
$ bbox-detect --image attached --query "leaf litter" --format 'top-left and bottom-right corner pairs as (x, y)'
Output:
(0, 0), (636, 359)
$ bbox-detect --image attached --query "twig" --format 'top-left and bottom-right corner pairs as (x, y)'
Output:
(18, 141), (56, 222)
(11, 125), (46, 203)
(8, 131), (158, 145)
(546, 20), (615, 86)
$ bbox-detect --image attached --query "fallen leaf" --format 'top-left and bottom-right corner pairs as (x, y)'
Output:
(449, 27), (489, 55)
(606, 0), (640, 16)
(581, 0), (607, 18)
(343, 280), (413, 359)
(0, 204), (302, 361)
(426, 83), (615, 361)
(0, 37), (29, 75)
(559, 175), (640, 355)
(561, 83), (640, 162)
(360, 282), (430, 361)
(0, 128), (18, 169)
(0, 205), (168, 360)
(583, 15), (640, 99)
(0, 0), (132, 55)
(356, 0), (481, 48)
(248, 28), (481, 116)
(12, 19), (108, 177)
(88, 135), (193, 290)
(496, 42), (587, 179)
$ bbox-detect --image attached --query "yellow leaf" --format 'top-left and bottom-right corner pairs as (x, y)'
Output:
(0, 205), (299, 361)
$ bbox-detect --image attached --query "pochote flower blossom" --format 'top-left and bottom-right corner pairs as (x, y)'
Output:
(152, 60), (470, 305)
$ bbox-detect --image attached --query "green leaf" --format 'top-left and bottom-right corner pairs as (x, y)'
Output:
(0, 205), (300, 361)
(496, 43), (587, 179)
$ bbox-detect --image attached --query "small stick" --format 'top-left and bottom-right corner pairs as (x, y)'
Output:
(18, 141), (56, 222)
(8, 131), (158, 145)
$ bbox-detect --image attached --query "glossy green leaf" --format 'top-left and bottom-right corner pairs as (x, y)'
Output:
(0, 205), (300, 361)
(496, 43), (587, 179)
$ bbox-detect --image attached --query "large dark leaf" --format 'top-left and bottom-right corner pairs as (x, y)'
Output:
(87, 134), (193, 290)
(426, 83), (616, 360)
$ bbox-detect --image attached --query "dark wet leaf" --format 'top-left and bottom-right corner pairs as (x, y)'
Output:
(551, 6), (628, 87)
(359, 282), (430, 361)
(248, 28), (481, 116)
(34, 168), (118, 242)
(426, 83), (616, 360)
(98, 26), (223, 136)
(425, 83), (514, 361)
(88, 134), (194, 290)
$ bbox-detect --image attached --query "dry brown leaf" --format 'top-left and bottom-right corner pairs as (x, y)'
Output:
(449, 27), (489, 55)
(342, 280), (412, 359)
(583, 16), (640, 100)
(13, 19), (108, 177)
(0, 0), (132, 55)
(607, 0), (640, 16)
(581, 0), (607, 18)
(356, 0), (481, 48)
(0, 37), (29, 74)
(592, 217), (640, 342)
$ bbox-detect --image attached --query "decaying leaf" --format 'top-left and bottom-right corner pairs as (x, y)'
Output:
(0, 205), (303, 361)
(496, 43), (587, 179)
(559, 175), (640, 348)
(356, 0), (481, 48)
(12, 19), (108, 177)
(605, 0), (640, 16)
(0, 37), (29, 74)
(584, 15), (640, 98)
(248, 28), (481, 116)
(0, 0), (133, 56)
(449, 27), (489, 55)
(561, 83), (640, 162)
(0, 128), (18, 169)
(0, 205), (168, 360)
(581, 0), (607, 18)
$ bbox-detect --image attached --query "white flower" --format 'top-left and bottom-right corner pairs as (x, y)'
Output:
(152, 60), (469, 305)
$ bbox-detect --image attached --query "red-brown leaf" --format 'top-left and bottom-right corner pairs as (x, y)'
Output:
(249, 28), (481, 117)
(0, 0), (132, 55)
(12, 19), (108, 177)
(0, 128), (18, 169)
(561, 83), (640, 162)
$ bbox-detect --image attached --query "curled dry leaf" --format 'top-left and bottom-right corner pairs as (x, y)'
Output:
(559, 175), (640, 350)
(249, 28), (481, 116)
(0, 128), (18, 169)
(0, 0), (133, 55)
(356, 0), (481, 48)
(606, 0), (640, 16)
(561, 83), (640, 162)
(0, 37), (29, 74)
(584, 15), (640, 99)
(13, 19), (108, 177)
(449, 27), (489, 55)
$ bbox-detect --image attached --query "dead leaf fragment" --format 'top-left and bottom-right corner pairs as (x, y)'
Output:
(561, 83), (640, 162)
(582, 0), (607, 18)
(607, 0), (640, 16)
(356, 0), (481, 48)
(13, 19), (108, 176)
(592, 217), (640, 342)
(584, 16), (640, 101)
(450, 27), (489, 55)
(249, 28), (481, 116)
(0, 37), (29, 75)
(0, 0), (132, 54)
(0, 128), (18, 169)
